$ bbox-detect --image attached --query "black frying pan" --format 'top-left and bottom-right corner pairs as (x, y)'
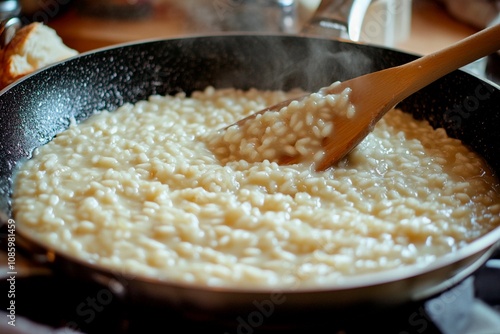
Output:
(1, 34), (500, 327)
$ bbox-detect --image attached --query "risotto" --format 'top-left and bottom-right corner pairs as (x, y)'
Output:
(12, 86), (500, 288)
(207, 81), (354, 165)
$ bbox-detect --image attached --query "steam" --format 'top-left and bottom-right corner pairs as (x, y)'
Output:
(166, 1), (374, 92)
(171, 0), (299, 33)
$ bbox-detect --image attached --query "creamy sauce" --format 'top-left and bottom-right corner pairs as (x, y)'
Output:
(12, 87), (500, 288)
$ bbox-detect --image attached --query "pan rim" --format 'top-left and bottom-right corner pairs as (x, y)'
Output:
(2, 33), (500, 303)
(1, 32), (498, 96)
(12, 217), (500, 295)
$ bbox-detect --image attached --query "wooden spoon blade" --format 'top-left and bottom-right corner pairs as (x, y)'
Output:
(219, 24), (500, 171)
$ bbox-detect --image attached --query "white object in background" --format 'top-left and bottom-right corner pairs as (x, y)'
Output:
(301, 0), (412, 47)
(360, 0), (412, 47)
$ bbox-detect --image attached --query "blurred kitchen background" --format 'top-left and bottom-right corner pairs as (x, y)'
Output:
(1, 1), (500, 333)
(10, 0), (499, 83)
(9, 1), (494, 49)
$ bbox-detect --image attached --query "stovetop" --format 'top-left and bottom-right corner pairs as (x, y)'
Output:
(1, 247), (499, 334)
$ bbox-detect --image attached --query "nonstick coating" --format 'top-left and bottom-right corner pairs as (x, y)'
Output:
(1, 34), (500, 320)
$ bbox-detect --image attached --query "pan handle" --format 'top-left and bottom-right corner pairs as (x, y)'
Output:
(0, 213), (52, 280)
(0, 252), (52, 280)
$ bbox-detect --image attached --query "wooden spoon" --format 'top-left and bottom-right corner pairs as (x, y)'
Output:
(225, 24), (500, 171)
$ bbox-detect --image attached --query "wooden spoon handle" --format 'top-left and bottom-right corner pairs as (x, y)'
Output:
(395, 23), (500, 101)
(316, 24), (500, 171)
(328, 24), (500, 116)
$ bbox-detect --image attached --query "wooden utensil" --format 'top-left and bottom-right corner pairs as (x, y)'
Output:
(225, 24), (500, 171)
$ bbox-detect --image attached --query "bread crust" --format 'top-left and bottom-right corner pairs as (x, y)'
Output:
(0, 22), (78, 90)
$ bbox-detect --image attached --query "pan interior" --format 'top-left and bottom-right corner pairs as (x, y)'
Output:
(1, 34), (499, 299)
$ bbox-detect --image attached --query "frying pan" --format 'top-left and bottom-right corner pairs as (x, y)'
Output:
(1, 33), (500, 327)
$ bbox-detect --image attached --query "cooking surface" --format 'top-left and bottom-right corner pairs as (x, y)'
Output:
(2, 1), (500, 333)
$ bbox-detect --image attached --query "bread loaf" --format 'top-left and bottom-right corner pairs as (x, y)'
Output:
(0, 22), (78, 90)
